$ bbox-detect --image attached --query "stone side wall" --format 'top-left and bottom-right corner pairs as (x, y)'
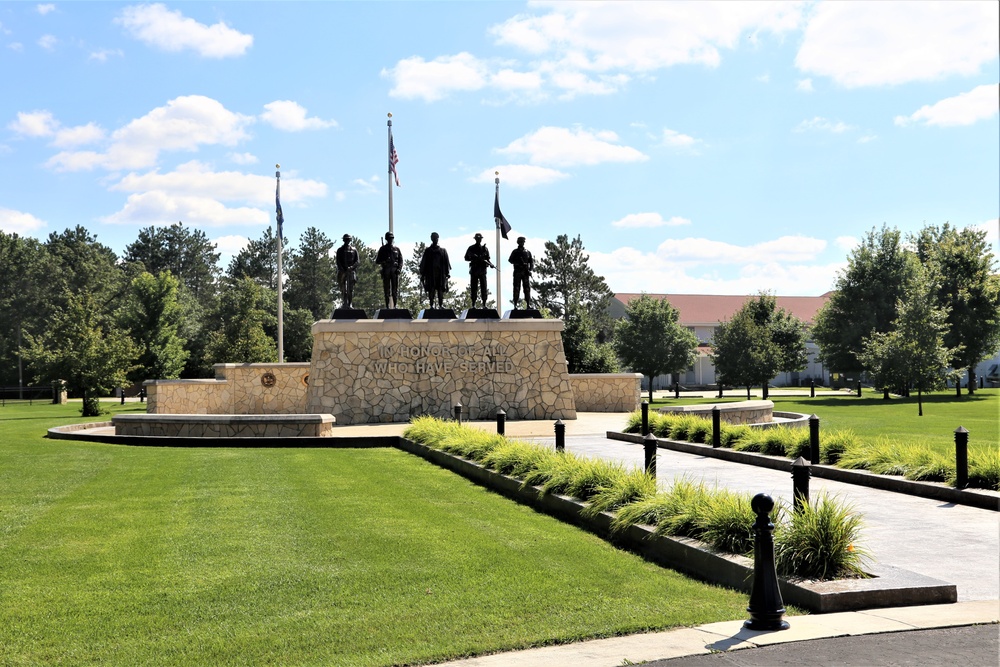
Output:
(658, 400), (774, 425)
(569, 373), (643, 412)
(306, 319), (576, 424)
(145, 363), (309, 414)
(114, 413), (334, 437)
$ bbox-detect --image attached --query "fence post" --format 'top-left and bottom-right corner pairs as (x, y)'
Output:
(643, 432), (657, 478)
(809, 414), (820, 465)
(791, 457), (810, 513)
(712, 405), (721, 448)
(954, 426), (969, 489)
(555, 420), (565, 453)
(496, 409), (506, 436)
(744, 493), (789, 631)
(453, 402), (462, 424)
(641, 401), (649, 436)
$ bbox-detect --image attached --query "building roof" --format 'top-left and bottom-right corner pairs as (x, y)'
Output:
(611, 292), (832, 326)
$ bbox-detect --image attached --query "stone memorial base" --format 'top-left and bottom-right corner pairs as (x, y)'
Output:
(418, 308), (457, 319)
(331, 307), (368, 319)
(306, 318), (576, 424)
(461, 308), (500, 319)
(373, 308), (412, 320)
(503, 309), (543, 319)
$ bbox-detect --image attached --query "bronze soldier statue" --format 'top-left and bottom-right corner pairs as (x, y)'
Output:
(374, 231), (403, 308)
(508, 236), (534, 309)
(335, 233), (359, 309)
(464, 232), (494, 308)
(419, 232), (451, 309)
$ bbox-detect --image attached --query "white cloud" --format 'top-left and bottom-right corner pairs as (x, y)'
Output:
(8, 43), (24, 53)
(756, 73), (771, 83)
(36, 4), (55, 15)
(894, 84), (999, 127)
(260, 100), (337, 131)
(101, 191), (269, 227)
(211, 234), (250, 266)
(796, 1), (999, 87)
(971, 219), (999, 245)
(656, 235), (826, 264)
(116, 3), (253, 58)
(228, 152), (258, 165)
(497, 126), (647, 167)
(8, 110), (58, 137)
(45, 95), (254, 172)
(470, 164), (570, 188)
(53, 123), (105, 148)
(612, 213), (691, 229)
(793, 116), (854, 133)
(857, 134), (877, 144)
(350, 175), (379, 195)
(796, 78), (813, 92)
(89, 48), (124, 62)
(491, 68), (544, 92)
(836, 236), (859, 251)
(0, 207), (47, 234)
(37, 34), (57, 50)
(661, 128), (699, 150)
(383, 52), (489, 102)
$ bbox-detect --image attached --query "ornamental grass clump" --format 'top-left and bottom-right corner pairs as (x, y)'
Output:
(686, 418), (713, 444)
(774, 493), (870, 580)
(521, 450), (580, 489)
(819, 429), (860, 464)
(668, 415), (705, 441)
(966, 448), (1000, 491)
(652, 478), (712, 539)
(481, 440), (550, 477)
(582, 470), (657, 518)
(695, 489), (756, 555)
(719, 423), (753, 448)
(731, 429), (767, 453)
(564, 458), (629, 501)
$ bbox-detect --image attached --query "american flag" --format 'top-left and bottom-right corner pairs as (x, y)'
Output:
(389, 129), (400, 187)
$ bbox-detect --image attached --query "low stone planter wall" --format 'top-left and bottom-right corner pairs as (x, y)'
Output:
(145, 363), (310, 415)
(569, 373), (642, 412)
(659, 400), (774, 425)
(113, 413), (335, 438)
(396, 437), (957, 613)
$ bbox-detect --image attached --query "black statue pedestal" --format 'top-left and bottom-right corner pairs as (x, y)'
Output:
(418, 308), (457, 320)
(331, 308), (368, 319)
(461, 308), (500, 319)
(503, 309), (543, 319)
(373, 308), (413, 320)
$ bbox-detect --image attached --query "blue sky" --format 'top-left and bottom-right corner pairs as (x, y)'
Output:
(1, 1), (997, 297)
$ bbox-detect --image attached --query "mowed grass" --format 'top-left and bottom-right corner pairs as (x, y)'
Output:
(0, 402), (746, 667)
(651, 389), (998, 458)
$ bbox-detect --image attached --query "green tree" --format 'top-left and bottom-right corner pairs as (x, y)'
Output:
(914, 223), (1000, 394)
(860, 267), (957, 416)
(119, 271), (189, 383)
(44, 225), (123, 304)
(226, 227), (286, 290)
(122, 222), (221, 309)
(564, 302), (619, 374)
(206, 277), (277, 363)
(711, 294), (808, 399)
(813, 225), (918, 372)
(612, 294), (696, 401)
(0, 232), (51, 389)
(285, 227), (336, 320)
(23, 290), (138, 416)
(282, 307), (315, 363)
(534, 234), (614, 337)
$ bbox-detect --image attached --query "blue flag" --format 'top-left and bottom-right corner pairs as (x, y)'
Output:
(494, 190), (511, 239)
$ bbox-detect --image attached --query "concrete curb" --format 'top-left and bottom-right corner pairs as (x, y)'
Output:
(396, 437), (957, 613)
(609, 431), (1000, 511)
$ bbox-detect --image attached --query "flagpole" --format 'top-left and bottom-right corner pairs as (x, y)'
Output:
(275, 164), (284, 363)
(387, 113), (394, 237)
(494, 172), (502, 311)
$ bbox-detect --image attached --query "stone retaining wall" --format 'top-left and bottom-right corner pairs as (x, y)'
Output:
(145, 363), (310, 414)
(113, 413), (334, 437)
(569, 373), (642, 412)
(658, 399), (774, 425)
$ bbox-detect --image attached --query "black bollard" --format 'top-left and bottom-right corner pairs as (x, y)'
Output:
(954, 426), (969, 489)
(643, 432), (657, 478)
(856, 381), (862, 397)
(641, 401), (649, 436)
(453, 402), (462, 424)
(120, 388), (126, 405)
(809, 414), (820, 465)
(791, 457), (811, 513)
(810, 380), (815, 398)
(496, 409), (506, 436)
(555, 420), (565, 453)
(139, 386), (146, 403)
(745, 493), (789, 631)
(717, 384), (724, 399)
(712, 405), (721, 448)
(674, 380), (680, 400)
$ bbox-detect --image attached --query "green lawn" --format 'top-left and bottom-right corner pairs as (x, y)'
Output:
(0, 402), (746, 667)
(650, 389), (998, 457)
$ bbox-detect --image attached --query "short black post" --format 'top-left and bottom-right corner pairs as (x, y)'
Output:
(954, 426), (969, 490)
(674, 380), (680, 399)
(496, 409), (506, 436)
(712, 405), (721, 448)
(641, 401), (649, 436)
(139, 386), (146, 403)
(555, 419), (565, 453)
(745, 493), (789, 631)
(980, 376), (984, 389)
(120, 388), (126, 405)
(717, 384), (724, 399)
(643, 432), (657, 479)
(791, 457), (811, 513)
(856, 381), (862, 397)
(453, 402), (462, 424)
(809, 414), (820, 465)
(810, 380), (815, 398)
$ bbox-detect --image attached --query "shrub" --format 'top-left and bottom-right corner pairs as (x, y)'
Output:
(785, 429), (814, 460)
(668, 415), (705, 441)
(482, 440), (549, 477)
(610, 494), (675, 533)
(623, 410), (643, 433)
(966, 447), (1000, 491)
(521, 450), (575, 489)
(774, 493), (870, 580)
(539, 451), (588, 496)
(695, 490), (755, 555)
(820, 430), (860, 464)
(687, 418), (713, 444)
(582, 470), (657, 518)
(564, 458), (628, 501)
(719, 423), (753, 448)
(757, 427), (800, 457)
(731, 429), (767, 453)
(900, 447), (952, 483)
(654, 478), (712, 539)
